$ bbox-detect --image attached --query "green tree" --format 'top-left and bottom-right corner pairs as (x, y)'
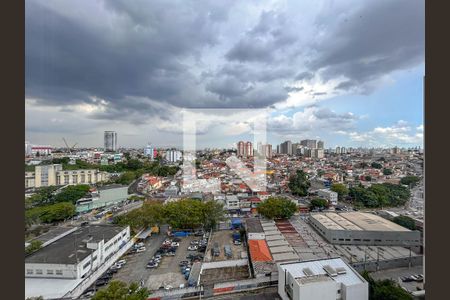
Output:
(92, 281), (150, 300)
(331, 183), (349, 201)
(26, 202), (76, 224)
(383, 168), (393, 175)
(393, 215), (416, 230)
(310, 198), (328, 209)
(288, 170), (310, 196)
(365, 175), (372, 181)
(361, 271), (413, 300)
(54, 185), (90, 204)
(25, 240), (43, 255)
(116, 171), (138, 185)
(371, 162), (383, 169)
(400, 176), (420, 187)
(257, 197), (297, 219)
(202, 200), (225, 230)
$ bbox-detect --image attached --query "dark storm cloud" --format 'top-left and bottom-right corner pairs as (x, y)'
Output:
(26, 0), (424, 131)
(309, 0), (424, 91)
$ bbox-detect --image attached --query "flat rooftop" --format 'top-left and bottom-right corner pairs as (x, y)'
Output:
(245, 218), (264, 233)
(310, 212), (410, 232)
(25, 225), (126, 265)
(279, 257), (366, 287)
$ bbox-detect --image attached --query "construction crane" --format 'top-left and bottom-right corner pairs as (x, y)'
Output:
(62, 138), (78, 154)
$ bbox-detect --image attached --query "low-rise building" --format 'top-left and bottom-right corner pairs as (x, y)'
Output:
(25, 225), (131, 299)
(317, 189), (338, 206)
(309, 212), (421, 246)
(25, 164), (109, 188)
(278, 257), (368, 300)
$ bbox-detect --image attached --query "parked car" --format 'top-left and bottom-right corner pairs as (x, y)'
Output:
(188, 245), (198, 251)
(179, 260), (190, 266)
(190, 240), (199, 245)
(136, 247), (146, 253)
(233, 240), (242, 245)
(147, 262), (159, 269)
(95, 279), (109, 286)
(116, 259), (126, 266)
(171, 242), (180, 247)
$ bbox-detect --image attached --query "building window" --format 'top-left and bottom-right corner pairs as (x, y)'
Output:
(56, 270), (63, 275)
(47, 270), (54, 275)
(36, 269), (43, 275)
(26, 269), (33, 275)
(83, 261), (90, 269)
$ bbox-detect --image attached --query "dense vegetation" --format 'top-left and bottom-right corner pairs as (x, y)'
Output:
(393, 215), (416, 230)
(349, 183), (410, 208)
(400, 176), (420, 187)
(257, 197), (298, 219)
(26, 202), (76, 225)
(114, 199), (225, 230)
(25, 240), (43, 255)
(309, 198), (329, 209)
(330, 183), (349, 201)
(362, 271), (413, 300)
(25, 185), (89, 226)
(288, 170), (310, 196)
(92, 281), (150, 300)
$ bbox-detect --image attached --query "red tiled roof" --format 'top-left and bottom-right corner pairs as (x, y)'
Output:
(248, 240), (273, 262)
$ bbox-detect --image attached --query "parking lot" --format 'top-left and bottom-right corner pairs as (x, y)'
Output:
(206, 230), (245, 262)
(371, 266), (424, 292)
(145, 235), (204, 290)
(113, 234), (166, 285)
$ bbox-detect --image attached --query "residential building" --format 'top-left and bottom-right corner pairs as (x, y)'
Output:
(144, 144), (155, 160)
(166, 150), (182, 162)
(280, 141), (292, 155)
(237, 141), (253, 157)
(317, 141), (324, 149)
(278, 257), (368, 300)
(225, 195), (240, 211)
(301, 139), (317, 149)
(104, 131), (117, 152)
(317, 189), (338, 205)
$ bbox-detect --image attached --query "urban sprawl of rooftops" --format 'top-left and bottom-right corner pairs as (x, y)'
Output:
(24, 135), (423, 300)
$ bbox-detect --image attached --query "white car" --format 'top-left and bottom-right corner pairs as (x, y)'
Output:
(187, 245), (198, 251)
(164, 285), (173, 290)
(135, 242), (145, 248)
(116, 259), (126, 266)
(171, 242), (180, 247)
(136, 247), (146, 253)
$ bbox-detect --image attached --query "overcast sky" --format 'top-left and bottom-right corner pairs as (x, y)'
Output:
(25, 0), (424, 149)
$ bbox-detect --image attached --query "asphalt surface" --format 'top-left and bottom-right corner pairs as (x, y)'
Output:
(146, 235), (199, 290)
(371, 266), (424, 292)
(113, 233), (167, 285)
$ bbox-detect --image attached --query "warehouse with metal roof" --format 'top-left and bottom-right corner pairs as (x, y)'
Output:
(309, 212), (421, 246)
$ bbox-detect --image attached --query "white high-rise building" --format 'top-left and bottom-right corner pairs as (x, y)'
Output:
(104, 131), (117, 152)
(144, 144), (155, 160)
(166, 150), (182, 162)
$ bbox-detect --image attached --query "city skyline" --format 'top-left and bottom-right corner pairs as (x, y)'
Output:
(26, 0), (424, 149)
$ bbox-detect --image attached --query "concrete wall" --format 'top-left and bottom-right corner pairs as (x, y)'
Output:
(201, 259), (248, 270)
(25, 263), (78, 279)
(351, 255), (423, 272)
(342, 281), (369, 300)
